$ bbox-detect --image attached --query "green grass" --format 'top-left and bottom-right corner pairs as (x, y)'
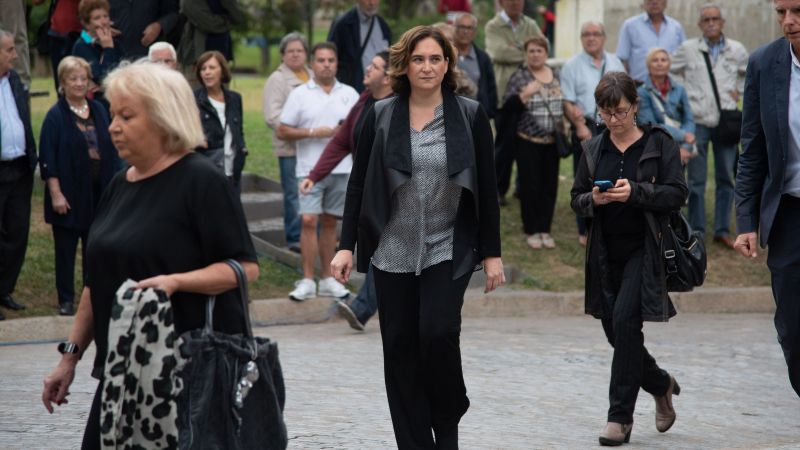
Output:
(7, 75), (770, 320)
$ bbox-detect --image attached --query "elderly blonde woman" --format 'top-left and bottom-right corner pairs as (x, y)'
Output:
(38, 56), (121, 317)
(637, 48), (696, 165)
(41, 62), (259, 450)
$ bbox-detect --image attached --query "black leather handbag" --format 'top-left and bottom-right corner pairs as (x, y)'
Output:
(660, 211), (707, 292)
(176, 260), (288, 450)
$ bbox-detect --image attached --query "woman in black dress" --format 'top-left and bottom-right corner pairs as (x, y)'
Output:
(41, 61), (259, 450)
(570, 71), (687, 446)
(330, 26), (504, 449)
(39, 56), (121, 316)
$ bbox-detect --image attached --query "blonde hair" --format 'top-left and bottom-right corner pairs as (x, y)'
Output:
(104, 61), (204, 154)
(57, 56), (91, 95)
(645, 47), (671, 68)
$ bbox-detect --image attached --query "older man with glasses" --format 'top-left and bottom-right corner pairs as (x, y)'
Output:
(453, 13), (497, 119)
(671, 3), (748, 249)
(560, 21), (624, 246)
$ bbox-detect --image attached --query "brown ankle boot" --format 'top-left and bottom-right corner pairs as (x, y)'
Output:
(653, 375), (681, 432)
(599, 422), (633, 446)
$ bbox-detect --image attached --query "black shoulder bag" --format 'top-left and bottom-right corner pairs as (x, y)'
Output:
(658, 211), (707, 292)
(177, 259), (288, 450)
(702, 51), (742, 146)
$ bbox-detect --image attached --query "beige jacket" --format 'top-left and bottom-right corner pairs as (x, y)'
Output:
(670, 36), (748, 127)
(485, 12), (543, 107)
(262, 63), (311, 157)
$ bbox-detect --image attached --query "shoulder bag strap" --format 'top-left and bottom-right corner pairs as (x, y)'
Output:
(359, 15), (377, 59)
(648, 89), (681, 129)
(701, 51), (722, 113)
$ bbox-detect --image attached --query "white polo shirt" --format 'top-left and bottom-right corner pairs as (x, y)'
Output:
(280, 79), (359, 177)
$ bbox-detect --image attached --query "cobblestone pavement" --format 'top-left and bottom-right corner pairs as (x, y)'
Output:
(1, 314), (798, 449)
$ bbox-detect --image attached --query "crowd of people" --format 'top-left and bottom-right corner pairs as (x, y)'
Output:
(0, 0), (796, 448)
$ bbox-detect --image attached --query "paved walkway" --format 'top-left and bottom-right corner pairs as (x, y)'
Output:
(1, 314), (798, 449)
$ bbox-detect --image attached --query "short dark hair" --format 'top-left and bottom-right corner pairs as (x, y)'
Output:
(194, 51), (232, 85)
(78, 0), (110, 24)
(375, 50), (390, 67)
(594, 71), (639, 110)
(523, 36), (550, 53)
(310, 42), (337, 59)
(388, 25), (458, 96)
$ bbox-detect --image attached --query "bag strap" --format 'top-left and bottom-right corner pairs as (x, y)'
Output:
(359, 16), (377, 59)
(648, 89), (681, 130)
(203, 259), (254, 340)
(701, 51), (722, 113)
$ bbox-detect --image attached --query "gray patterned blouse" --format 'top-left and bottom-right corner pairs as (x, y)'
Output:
(371, 104), (463, 275)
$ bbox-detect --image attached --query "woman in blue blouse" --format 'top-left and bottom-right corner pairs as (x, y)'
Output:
(38, 56), (121, 316)
(637, 48), (696, 165)
(71, 0), (123, 109)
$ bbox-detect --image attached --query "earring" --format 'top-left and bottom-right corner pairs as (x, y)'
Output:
(633, 113), (638, 126)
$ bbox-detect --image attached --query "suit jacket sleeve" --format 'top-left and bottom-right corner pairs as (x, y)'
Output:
(156, 0), (179, 34)
(181, 0), (230, 32)
(735, 52), (768, 234)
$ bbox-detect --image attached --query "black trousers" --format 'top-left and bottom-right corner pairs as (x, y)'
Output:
(766, 194), (800, 398)
(82, 380), (102, 450)
(52, 226), (89, 306)
(514, 138), (560, 234)
(0, 162), (33, 296)
(601, 251), (671, 424)
(373, 261), (472, 450)
(494, 111), (515, 198)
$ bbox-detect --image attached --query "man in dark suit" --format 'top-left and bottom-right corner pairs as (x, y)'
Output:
(734, 0), (800, 398)
(0, 30), (37, 320)
(109, 0), (179, 59)
(453, 13), (498, 119)
(327, 0), (391, 92)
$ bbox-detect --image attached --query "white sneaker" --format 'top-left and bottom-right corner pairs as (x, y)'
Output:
(318, 277), (351, 299)
(289, 278), (316, 301)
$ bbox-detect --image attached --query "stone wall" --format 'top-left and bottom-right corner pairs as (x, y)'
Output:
(555, 0), (783, 59)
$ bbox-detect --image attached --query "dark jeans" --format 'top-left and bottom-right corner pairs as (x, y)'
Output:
(601, 250), (671, 424)
(373, 261), (472, 449)
(350, 264), (378, 324)
(686, 124), (737, 238)
(82, 380), (102, 450)
(515, 138), (559, 234)
(52, 226), (88, 306)
(278, 156), (300, 247)
(766, 194), (800, 398)
(0, 161), (32, 296)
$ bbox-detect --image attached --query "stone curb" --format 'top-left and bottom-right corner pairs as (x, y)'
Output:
(0, 287), (774, 344)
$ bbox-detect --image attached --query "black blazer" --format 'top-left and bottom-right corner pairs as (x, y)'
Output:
(327, 7), (391, 92)
(339, 88), (501, 280)
(5, 71), (37, 170)
(194, 87), (247, 182)
(736, 37), (793, 247)
(473, 44), (498, 119)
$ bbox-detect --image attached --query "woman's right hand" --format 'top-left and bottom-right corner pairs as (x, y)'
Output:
(591, 186), (609, 206)
(519, 80), (541, 102)
(330, 250), (353, 284)
(42, 357), (78, 413)
(96, 26), (114, 49)
(51, 193), (71, 215)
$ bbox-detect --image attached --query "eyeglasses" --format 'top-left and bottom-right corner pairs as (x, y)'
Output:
(598, 103), (634, 121)
(581, 32), (604, 38)
(366, 62), (385, 72)
(700, 16), (722, 23)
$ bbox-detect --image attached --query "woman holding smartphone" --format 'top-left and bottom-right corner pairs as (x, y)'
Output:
(570, 71), (688, 447)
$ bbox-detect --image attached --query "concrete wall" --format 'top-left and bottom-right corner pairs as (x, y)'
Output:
(555, 0), (783, 59)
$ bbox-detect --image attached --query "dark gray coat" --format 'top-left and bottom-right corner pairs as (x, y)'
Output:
(570, 126), (688, 321)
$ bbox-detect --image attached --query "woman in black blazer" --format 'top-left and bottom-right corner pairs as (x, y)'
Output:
(38, 56), (121, 316)
(331, 26), (504, 449)
(194, 50), (247, 192)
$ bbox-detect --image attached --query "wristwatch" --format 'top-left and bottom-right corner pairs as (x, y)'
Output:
(57, 342), (80, 355)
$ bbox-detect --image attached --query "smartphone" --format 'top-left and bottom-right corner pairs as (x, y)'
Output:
(594, 180), (614, 192)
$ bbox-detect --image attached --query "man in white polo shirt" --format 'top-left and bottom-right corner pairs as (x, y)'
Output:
(278, 41), (359, 301)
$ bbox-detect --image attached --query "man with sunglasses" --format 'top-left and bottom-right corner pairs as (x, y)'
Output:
(671, 4), (748, 249)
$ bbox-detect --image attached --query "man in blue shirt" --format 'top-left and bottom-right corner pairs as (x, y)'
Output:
(560, 21), (624, 245)
(0, 30), (37, 319)
(734, 0), (800, 398)
(617, 0), (686, 82)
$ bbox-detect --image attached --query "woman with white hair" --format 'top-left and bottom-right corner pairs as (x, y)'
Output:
(40, 61), (259, 449)
(38, 56), (121, 317)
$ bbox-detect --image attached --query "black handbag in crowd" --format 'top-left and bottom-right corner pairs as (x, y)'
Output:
(660, 211), (707, 292)
(541, 100), (572, 159)
(702, 51), (742, 146)
(197, 147), (225, 173)
(176, 259), (288, 450)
